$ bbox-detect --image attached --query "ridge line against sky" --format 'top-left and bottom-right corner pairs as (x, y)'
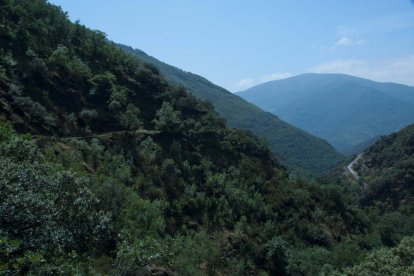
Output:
(49, 0), (414, 91)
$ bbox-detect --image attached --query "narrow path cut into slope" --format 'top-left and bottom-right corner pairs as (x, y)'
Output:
(32, 129), (160, 141)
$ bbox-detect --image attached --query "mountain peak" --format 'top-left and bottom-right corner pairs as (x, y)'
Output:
(238, 73), (414, 154)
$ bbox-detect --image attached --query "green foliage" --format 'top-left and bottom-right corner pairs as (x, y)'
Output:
(108, 87), (128, 111)
(266, 236), (288, 274)
(118, 103), (143, 130)
(102, 151), (133, 184)
(0, 1), (412, 274)
(48, 45), (71, 69)
(120, 192), (165, 238)
(154, 102), (182, 132)
(171, 232), (225, 275)
(49, 45), (92, 80)
(0, 49), (17, 79)
(25, 48), (47, 77)
(0, 131), (111, 272)
(358, 124), (414, 211)
(116, 237), (171, 274)
(0, 121), (14, 142)
(287, 246), (333, 275)
(118, 45), (344, 176)
(79, 108), (98, 121)
(0, 232), (44, 275)
(335, 236), (414, 275)
(89, 72), (116, 98)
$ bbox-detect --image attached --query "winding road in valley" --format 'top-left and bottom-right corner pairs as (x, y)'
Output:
(347, 153), (362, 180)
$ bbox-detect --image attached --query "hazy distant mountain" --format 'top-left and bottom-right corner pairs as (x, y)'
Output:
(344, 135), (381, 156)
(119, 46), (343, 175)
(238, 73), (414, 154)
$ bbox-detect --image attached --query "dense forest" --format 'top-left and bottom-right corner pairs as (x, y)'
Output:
(0, 0), (413, 275)
(355, 124), (414, 212)
(118, 45), (343, 177)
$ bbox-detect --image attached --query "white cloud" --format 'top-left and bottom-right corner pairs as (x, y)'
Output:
(308, 59), (368, 73)
(235, 72), (291, 90)
(335, 37), (365, 46)
(259, 72), (292, 83)
(322, 37), (366, 51)
(236, 78), (255, 89)
(335, 37), (352, 46)
(307, 56), (414, 86)
(314, 37), (366, 52)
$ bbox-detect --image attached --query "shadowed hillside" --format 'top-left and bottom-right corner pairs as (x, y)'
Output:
(0, 1), (413, 275)
(118, 46), (343, 176)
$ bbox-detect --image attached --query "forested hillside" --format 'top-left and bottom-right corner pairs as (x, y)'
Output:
(337, 124), (414, 266)
(238, 73), (414, 154)
(118, 45), (343, 176)
(354, 124), (414, 211)
(0, 1), (413, 275)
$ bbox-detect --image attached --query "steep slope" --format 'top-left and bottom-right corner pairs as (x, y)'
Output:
(238, 73), (414, 154)
(118, 45), (343, 175)
(338, 124), (414, 250)
(1, 1), (413, 275)
(0, 1), (364, 274)
(354, 124), (414, 211)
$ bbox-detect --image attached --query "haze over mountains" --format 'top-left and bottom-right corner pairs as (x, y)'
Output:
(119, 45), (343, 175)
(2, 1), (414, 274)
(238, 73), (414, 154)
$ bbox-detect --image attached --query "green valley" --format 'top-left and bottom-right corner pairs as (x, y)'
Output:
(0, 1), (413, 275)
(118, 46), (343, 176)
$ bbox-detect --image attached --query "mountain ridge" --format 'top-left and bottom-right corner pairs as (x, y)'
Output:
(238, 73), (414, 154)
(118, 45), (343, 175)
(1, 1), (413, 274)
(0, 1), (364, 273)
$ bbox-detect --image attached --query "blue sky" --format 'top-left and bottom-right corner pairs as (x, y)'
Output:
(49, 0), (414, 91)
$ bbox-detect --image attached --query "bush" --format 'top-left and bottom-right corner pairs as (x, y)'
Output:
(0, 136), (111, 262)
(337, 236), (414, 275)
(11, 91), (56, 128)
(153, 102), (181, 132)
(118, 104), (143, 130)
(79, 108), (98, 121)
